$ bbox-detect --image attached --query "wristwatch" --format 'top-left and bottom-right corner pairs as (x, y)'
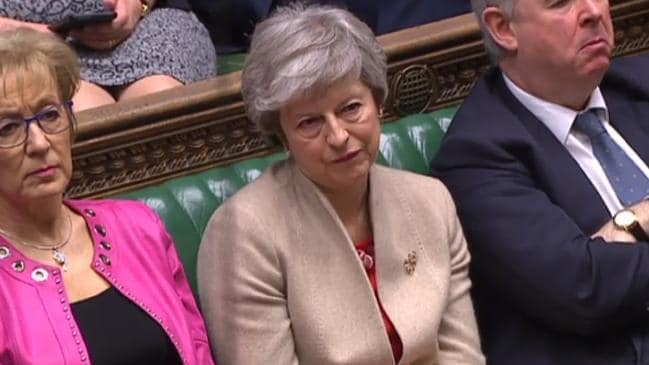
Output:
(613, 208), (649, 241)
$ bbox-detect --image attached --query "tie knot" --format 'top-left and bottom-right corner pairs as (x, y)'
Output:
(573, 110), (606, 138)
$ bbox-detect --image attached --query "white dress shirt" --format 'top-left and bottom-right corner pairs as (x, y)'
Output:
(503, 74), (649, 215)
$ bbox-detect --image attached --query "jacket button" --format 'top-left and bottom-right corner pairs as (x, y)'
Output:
(31, 268), (49, 282)
(94, 225), (106, 237)
(99, 254), (111, 266)
(11, 260), (25, 273)
(0, 246), (10, 259)
(84, 209), (96, 217)
(100, 241), (112, 250)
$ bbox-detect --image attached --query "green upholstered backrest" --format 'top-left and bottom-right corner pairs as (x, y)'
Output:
(117, 107), (456, 292)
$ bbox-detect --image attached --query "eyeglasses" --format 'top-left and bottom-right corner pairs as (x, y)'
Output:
(0, 100), (73, 148)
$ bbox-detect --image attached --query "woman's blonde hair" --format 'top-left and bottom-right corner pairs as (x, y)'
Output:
(0, 27), (80, 101)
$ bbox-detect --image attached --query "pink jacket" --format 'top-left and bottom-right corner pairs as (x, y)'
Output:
(0, 199), (216, 365)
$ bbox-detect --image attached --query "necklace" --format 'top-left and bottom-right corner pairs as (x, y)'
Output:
(0, 209), (73, 272)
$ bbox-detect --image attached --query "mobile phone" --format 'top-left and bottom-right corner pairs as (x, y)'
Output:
(48, 11), (117, 33)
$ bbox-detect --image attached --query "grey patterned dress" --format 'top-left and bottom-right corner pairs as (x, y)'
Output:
(0, 0), (217, 86)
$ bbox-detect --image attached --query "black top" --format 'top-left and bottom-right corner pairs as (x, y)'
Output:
(71, 286), (182, 365)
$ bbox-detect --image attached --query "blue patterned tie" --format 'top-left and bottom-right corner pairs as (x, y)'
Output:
(573, 110), (649, 206)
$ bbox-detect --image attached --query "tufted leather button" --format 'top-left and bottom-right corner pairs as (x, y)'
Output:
(0, 246), (9, 259)
(100, 241), (112, 250)
(11, 260), (25, 273)
(84, 209), (96, 217)
(99, 254), (111, 266)
(94, 225), (106, 237)
(31, 268), (49, 282)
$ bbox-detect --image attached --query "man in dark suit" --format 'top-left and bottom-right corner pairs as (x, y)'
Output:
(431, 0), (649, 364)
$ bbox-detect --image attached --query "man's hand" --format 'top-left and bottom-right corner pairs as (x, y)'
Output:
(590, 200), (649, 243)
(69, 0), (142, 50)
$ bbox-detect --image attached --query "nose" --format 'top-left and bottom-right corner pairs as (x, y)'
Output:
(324, 117), (349, 147)
(579, 0), (605, 25)
(24, 123), (51, 155)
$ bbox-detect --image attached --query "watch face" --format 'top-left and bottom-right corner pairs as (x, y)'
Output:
(615, 210), (636, 227)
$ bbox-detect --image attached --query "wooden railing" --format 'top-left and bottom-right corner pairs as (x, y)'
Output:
(69, 0), (649, 198)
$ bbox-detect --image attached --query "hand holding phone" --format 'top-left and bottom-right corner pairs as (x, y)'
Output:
(65, 0), (144, 51)
(48, 11), (117, 34)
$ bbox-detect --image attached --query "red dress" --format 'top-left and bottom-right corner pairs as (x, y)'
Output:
(355, 238), (403, 363)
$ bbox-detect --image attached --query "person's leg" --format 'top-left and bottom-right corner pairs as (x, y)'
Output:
(72, 80), (116, 111)
(117, 75), (183, 101)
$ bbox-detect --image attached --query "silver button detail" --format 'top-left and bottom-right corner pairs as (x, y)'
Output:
(0, 246), (10, 259)
(99, 254), (111, 266)
(12, 260), (25, 273)
(94, 225), (106, 237)
(100, 241), (112, 250)
(31, 268), (49, 282)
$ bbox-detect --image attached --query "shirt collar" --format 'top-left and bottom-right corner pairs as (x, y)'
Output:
(502, 73), (609, 144)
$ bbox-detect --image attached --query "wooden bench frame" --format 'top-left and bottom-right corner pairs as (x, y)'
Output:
(69, 0), (649, 198)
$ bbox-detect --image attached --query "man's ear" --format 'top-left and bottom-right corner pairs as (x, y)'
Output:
(482, 7), (518, 52)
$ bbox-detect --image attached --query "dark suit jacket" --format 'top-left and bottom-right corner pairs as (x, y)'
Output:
(189, 0), (471, 53)
(431, 53), (649, 365)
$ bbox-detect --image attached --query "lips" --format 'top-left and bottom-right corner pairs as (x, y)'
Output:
(28, 165), (58, 177)
(332, 150), (361, 163)
(581, 37), (609, 50)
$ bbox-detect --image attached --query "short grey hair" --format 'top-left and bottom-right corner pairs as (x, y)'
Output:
(241, 3), (387, 137)
(471, 0), (517, 64)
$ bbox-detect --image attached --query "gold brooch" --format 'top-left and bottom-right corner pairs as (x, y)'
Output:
(404, 250), (417, 275)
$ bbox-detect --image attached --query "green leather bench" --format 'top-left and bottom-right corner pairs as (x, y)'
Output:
(117, 107), (457, 293)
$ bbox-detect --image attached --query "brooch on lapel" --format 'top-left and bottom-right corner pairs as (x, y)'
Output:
(403, 250), (417, 275)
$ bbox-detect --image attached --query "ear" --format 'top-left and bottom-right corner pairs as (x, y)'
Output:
(482, 6), (518, 52)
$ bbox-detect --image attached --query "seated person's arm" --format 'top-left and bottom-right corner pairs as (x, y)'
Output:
(436, 189), (485, 364)
(435, 140), (649, 337)
(198, 205), (299, 365)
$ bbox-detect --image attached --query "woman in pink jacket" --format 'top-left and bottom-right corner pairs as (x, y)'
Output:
(0, 28), (215, 365)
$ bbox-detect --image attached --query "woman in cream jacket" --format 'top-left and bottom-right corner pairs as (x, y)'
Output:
(198, 4), (485, 365)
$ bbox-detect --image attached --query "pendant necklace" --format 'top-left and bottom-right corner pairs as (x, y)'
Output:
(0, 209), (73, 271)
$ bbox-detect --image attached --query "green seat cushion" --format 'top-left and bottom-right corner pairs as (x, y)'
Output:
(217, 53), (246, 75)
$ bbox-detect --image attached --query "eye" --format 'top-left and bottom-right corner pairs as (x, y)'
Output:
(0, 118), (23, 137)
(548, 0), (569, 8)
(341, 102), (362, 116)
(38, 107), (61, 123)
(296, 117), (324, 137)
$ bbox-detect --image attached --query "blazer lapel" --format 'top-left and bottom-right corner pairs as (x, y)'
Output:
(605, 89), (649, 163)
(289, 162), (395, 363)
(369, 166), (447, 363)
(493, 71), (612, 229)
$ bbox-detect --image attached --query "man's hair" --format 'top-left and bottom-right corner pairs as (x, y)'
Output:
(471, 0), (517, 63)
(0, 27), (80, 101)
(241, 2), (387, 138)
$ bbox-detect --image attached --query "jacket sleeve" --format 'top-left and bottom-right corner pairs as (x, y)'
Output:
(432, 137), (649, 336)
(198, 202), (299, 365)
(148, 211), (216, 365)
(436, 186), (485, 365)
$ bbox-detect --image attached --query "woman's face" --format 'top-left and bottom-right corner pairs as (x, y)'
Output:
(279, 78), (381, 192)
(0, 76), (73, 203)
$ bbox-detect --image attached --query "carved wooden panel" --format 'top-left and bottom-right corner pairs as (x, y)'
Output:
(68, 0), (649, 198)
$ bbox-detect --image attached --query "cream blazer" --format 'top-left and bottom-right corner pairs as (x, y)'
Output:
(198, 159), (484, 365)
